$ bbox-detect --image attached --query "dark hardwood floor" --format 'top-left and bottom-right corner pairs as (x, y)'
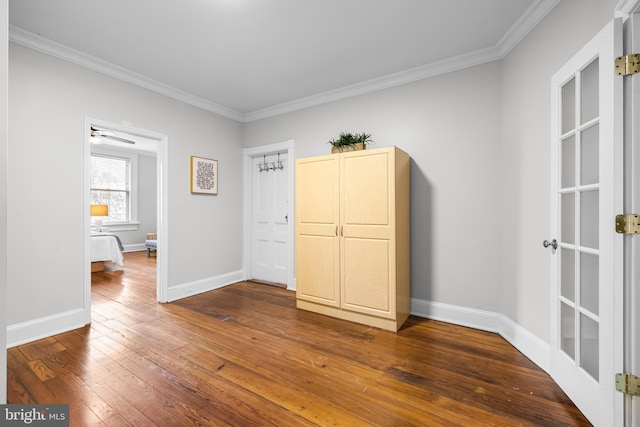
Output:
(6, 251), (591, 426)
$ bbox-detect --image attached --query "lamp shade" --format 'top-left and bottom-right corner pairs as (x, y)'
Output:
(90, 204), (109, 217)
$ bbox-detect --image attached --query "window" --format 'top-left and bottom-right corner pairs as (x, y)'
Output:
(91, 154), (130, 223)
(90, 148), (139, 230)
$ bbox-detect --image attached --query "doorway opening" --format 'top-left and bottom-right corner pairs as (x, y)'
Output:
(84, 118), (169, 324)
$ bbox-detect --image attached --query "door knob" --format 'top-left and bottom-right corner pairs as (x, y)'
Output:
(543, 239), (558, 250)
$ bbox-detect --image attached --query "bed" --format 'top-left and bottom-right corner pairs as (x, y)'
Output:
(91, 232), (124, 272)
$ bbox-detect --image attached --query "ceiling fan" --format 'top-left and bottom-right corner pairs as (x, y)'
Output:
(90, 127), (136, 144)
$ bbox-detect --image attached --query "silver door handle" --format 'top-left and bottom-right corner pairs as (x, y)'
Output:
(543, 239), (558, 250)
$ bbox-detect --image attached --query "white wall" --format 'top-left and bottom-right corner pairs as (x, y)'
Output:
(499, 0), (616, 341)
(8, 43), (244, 336)
(245, 61), (504, 312)
(134, 153), (157, 245)
(0, 0), (7, 405)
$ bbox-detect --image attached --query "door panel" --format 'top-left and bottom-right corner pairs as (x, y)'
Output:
(251, 153), (288, 284)
(297, 235), (339, 306)
(295, 155), (340, 306)
(340, 150), (395, 318)
(297, 158), (338, 224)
(342, 237), (392, 316)
(342, 152), (390, 226)
(549, 19), (623, 426)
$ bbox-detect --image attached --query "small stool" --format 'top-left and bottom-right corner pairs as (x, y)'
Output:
(145, 233), (157, 256)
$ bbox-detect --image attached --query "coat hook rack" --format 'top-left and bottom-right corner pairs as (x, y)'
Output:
(276, 153), (284, 170)
(257, 153), (284, 172)
(258, 155), (270, 172)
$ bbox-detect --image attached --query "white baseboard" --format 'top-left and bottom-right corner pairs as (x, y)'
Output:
(7, 270), (244, 347)
(410, 298), (550, 373)
(6, 282), (550, 376)
(7, 308), (88, 348)
(498, 314), (550, 373)
(123, 244), (147, 253)
(166, 270), (244, 302)
(287, 278), (297, 292)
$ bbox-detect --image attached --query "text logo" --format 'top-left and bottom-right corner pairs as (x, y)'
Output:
(1, 405), (69, 426)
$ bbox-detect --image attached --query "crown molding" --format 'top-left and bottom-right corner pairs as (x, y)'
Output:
(244, 45), (502, 122)
(245, 0), (561, 122)
(9, 0), (561, 123)
(9, 25), (245, 122)
(496, 0), (561, 57)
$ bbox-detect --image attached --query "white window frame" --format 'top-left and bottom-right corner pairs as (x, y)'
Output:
(91, 145), (140, 231)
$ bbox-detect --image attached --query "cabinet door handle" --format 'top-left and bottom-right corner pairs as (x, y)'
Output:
(335, 226), (338, 236)
(341, 226), (344, 236)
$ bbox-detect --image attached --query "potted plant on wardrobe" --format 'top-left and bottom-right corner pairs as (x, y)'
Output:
(328, 132), (372, 153)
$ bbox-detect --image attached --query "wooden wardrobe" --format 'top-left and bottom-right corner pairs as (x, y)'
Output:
(295, 146), (410, 332)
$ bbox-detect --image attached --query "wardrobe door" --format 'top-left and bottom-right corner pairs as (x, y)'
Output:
(295, 155), (340, 307)
(340, 149), (396, 319)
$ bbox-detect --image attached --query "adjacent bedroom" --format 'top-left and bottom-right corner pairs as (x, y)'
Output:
(89, 127), (158, 279)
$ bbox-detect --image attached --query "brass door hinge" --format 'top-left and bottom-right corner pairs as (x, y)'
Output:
(615, 214), (640, 234)
(615, 54), (640, 76)
(616, 373), (640, 396)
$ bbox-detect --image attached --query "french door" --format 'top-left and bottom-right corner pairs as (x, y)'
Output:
(549, 19), (623, 426)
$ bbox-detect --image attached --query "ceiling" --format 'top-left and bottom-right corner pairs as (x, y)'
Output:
(9, 0), (560, 122)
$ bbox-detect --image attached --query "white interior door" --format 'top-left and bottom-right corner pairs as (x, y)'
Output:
(251, 152), (289, 285)
(549, 19), (623, 426)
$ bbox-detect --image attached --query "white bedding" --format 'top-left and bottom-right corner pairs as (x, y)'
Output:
(91, 233), (124, 266)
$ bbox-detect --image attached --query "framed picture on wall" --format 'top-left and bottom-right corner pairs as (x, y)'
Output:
(190, 156), (218, 195)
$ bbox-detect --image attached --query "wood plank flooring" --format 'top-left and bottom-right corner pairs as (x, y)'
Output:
(6, 251), (592, 426)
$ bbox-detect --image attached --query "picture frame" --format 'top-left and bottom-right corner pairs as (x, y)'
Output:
(190, 156), (218, 195)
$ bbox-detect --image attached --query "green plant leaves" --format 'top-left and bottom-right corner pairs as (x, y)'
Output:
(328, 132), (372, 147)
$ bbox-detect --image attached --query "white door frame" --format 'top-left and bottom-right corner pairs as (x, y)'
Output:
(83, 117), (169, 324)
(616, 3), (640, 424)
(243, 140), (295, 290)
(621, 10), (640, 426)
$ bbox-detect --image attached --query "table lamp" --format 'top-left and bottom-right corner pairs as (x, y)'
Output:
(90, 204), (109, 232)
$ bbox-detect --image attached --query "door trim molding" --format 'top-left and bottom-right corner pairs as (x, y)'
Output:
(623, 12), (640, 425)
(242, 140), (295, 290)
(616, 0), (640, 19)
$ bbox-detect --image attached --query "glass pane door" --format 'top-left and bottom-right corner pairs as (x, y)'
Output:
(558, 58), (600, 381)
(549, 19), (622, 425)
